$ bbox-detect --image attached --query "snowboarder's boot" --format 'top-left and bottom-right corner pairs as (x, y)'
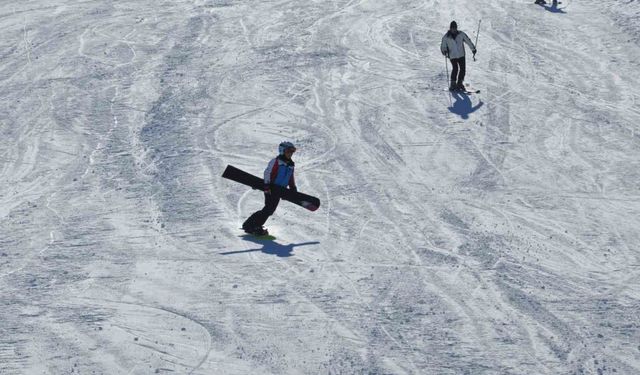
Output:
(242, 222), (253, 233)
(253, 227), (269, 236)
(456, 82), (466, 91)
(244, 225), (268, 236)
(449, 80), (457, 91)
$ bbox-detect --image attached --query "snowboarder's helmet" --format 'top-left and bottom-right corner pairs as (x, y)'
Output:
(450, 21), (457, 30)
(279, 141), (296, 155)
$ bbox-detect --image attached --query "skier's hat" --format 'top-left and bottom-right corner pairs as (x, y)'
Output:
(450, 21), (457, 30)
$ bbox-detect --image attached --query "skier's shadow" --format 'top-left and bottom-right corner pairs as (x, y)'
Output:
(448, 91), (483, 119)
(220, 236), (320, 258)
(538, 0), (566, 13)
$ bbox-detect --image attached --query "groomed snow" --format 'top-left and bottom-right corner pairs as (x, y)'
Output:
(1, 0), (639, 374)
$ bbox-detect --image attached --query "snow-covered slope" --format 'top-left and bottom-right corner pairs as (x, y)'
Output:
(1, 0), (639, 374)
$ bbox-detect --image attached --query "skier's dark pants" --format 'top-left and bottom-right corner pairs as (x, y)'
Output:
(243, 190), (281, 229)
(450, 56), (466, 85)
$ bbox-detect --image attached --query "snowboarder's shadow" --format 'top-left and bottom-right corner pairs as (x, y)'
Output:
(220, 236), (320, 258)
(448, 91), (483, 119)
(537, 0), (566, 13)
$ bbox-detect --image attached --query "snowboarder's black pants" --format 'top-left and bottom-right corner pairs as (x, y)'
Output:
(450, 56), (466, 85)
(243, 190), (281, 229)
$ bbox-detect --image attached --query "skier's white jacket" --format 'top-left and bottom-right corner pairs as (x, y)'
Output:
(264, 156), (296, 188)
(440, 30), (476, 59)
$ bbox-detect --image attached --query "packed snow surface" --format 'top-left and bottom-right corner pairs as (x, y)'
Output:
(2, 0), (640, 374)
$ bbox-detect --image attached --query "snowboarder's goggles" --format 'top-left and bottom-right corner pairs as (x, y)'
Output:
(284, 147), (296, 153)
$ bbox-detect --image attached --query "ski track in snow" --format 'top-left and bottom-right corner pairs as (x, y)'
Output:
(1, 0), (640, 374)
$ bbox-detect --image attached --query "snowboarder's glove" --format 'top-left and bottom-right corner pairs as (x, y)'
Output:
(472, 49), (477, 55)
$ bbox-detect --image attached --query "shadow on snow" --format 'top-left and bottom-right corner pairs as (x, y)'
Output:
(448, 91), (483, 119)
(537, 0), (566, 13)
(220, 236), (320, 257)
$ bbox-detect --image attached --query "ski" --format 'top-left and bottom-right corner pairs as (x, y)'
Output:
(535, 0), (562, 5)
(445, 88), (481, 94)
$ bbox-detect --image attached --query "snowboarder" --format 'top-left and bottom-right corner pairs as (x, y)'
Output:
(242, 141), (297, 236)
(441, 21), (477, 92)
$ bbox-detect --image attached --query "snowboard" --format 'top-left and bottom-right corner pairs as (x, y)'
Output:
(241, 233), (276, 240)
(222, 165), (320, 212)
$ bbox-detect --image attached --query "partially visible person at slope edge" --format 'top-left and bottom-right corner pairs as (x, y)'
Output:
(441, 21), (477, 92)
(242, 142), (297, 236)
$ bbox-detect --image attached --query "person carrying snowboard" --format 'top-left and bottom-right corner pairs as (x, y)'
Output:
(441, 21), (477, 92)
(242, 141), (297, 236)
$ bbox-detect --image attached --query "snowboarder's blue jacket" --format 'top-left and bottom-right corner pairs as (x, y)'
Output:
(264, 156), (296, 188)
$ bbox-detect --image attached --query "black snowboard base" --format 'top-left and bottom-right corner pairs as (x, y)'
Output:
(222, 165), (320, 212)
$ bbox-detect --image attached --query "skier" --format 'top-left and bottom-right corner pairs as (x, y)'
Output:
(536, 0), (562, 11)
(242, 141), (297, 236)
(440, 21), (477, 92)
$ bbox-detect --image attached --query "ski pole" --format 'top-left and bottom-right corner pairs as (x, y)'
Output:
(445, 56), (452, 106)
(473, 19), (481, 61)
(444, 55), (449, 88)
(445, 56), (449, 79)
